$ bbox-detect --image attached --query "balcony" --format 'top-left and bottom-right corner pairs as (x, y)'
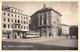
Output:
(13, 23), (21, 25)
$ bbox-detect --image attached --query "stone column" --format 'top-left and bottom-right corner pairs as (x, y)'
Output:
(46, 13), (49, 26)
(50, 27), (53, 37)
(42, 15), (43, 25)
(40, 27), (43, 37)
(41, 27), (43, 37)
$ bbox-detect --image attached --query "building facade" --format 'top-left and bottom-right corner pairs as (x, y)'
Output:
(31, 4), (62, 37)
(61, 24), (70, 36)
(2, 6), (30, 39)
(69, 25), (78, 38)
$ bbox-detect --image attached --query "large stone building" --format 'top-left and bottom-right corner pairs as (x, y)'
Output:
(30, 4), (62, 37)
(2, 6), (30, 39)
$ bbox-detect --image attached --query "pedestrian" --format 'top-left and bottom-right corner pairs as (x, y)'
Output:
(66, 34), (68, 38)
(71, 34), (72, 38)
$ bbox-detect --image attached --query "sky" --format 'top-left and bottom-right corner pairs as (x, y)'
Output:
(2, 2), (78, 25)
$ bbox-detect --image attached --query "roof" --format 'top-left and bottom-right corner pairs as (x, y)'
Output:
(31, 7), (62, 17)
(2, 6), (23, 11)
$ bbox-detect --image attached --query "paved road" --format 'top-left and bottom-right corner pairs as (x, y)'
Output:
(2, 36), (78, 50)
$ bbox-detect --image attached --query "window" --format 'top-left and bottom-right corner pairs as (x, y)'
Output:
(18, 11), (19, 13)
(15, 15), (16, 17)
(24, 17), (25, 19)
(4, 12), (6, 15)
(26, 17), (28, 19)
(8, 18), (10, 22)
(43, 30), (46, 32)
(18, 16), (20, 18)
(18, 20), (20, 23)
(40, 15), (43, 25)
(15, 19), (16, 23)
(44, 17), (46, 25)
(15, 10), (16, 12)
(21, 12), (22, 14)
(21, 21), (22, 23)
(18, 26), (20, 29)
(27, 22), (28, 24)
(12, 9), (13, 12)
(54, 22), (56, 23)
(8, 24), (10, 28)
(3, 24), (6, 28)
(27, 26), (28, 29)
(44, 14), (47, 17)
(58, 19), (59, 21)
(11, 14), (13, 17)
(12, 19), (13, 22)
(24, 21), (26, 24)
(12, 25), (13, 28)
(21, 16), (22, 18)
(8, 13), (10, 16)
(24, 26), (25, 29)
(15, 26), (17, 28)
(4, 17), (6, 21)
(21, 26), (22, 29)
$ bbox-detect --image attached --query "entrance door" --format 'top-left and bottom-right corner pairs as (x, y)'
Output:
(49, 33), (51, 36)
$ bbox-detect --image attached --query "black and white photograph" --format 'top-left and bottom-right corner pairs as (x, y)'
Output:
(2, 1), (78, 50)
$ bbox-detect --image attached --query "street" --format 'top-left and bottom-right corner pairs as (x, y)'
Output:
(2, 36), (78, 50)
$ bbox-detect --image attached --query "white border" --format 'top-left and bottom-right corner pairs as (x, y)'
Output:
(0, 0), (79, 52)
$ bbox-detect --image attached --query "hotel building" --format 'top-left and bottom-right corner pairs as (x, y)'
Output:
(2, 6), (30, 39)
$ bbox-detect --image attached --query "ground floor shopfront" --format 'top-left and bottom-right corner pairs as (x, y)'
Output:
(2, 30), (28, 39)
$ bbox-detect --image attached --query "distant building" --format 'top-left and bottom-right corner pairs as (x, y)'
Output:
(61, 24), (70, 36)
(30, 4), (62, 37)
(2, 6), (30, 39)
(69, 25), (78, 38)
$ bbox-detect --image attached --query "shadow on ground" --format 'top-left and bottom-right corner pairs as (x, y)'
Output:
(2, 41), (78, 50)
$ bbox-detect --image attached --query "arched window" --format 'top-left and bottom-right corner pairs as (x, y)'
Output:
(4, 12), (6, 15)
(8, 18), (10, 22)
(8, 13), (10, 16)
(15, 19), (16, 23)
(12, 19), (13, 22)
(24, 26), (25, 29)
(40, 15), (42, 25)
(44, 17), (46, 25)
(3, 24), (6, 28)
(24, 21), (26, 24)
(8, 24), (10, 28)
(4, 17), (6, 21)
(18, 20), (20, 23)
(15, 15), (16, 17)
(11, 14), (13, 17)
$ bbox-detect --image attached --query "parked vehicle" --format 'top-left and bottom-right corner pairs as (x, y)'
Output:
(23, 31), (40, 38)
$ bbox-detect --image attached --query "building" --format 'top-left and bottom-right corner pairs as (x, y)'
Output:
(30, 4), (62, 37)
(69, 25), (78, 38)
(61, 24), (70, 36)
(2, 6), (30, 39)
